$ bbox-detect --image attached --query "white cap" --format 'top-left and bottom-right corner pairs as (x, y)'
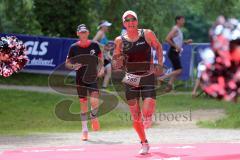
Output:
(97, 21), (112, 29)
(77, 24), (89, 32)
(122, 10), (138, 22)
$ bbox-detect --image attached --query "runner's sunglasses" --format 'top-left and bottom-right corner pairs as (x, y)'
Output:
(124, 17), (137, 22)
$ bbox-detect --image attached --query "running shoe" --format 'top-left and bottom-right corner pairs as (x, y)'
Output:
(91, 118), (100, 131)
(139, 141), (150, 155)
(81, 131), (88, 141)
(164, 84), (173, 92)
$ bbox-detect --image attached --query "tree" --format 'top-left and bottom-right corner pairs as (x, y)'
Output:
(33, 0), (91, 37)
(0, 0), (42, 35)
(1, 0), (240, 42)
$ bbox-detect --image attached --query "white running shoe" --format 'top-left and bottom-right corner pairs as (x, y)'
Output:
(138, 142), (150, 155)
(81, 131), (88, 141)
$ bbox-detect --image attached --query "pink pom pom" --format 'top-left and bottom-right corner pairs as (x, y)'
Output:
(0, 36), (29, 78)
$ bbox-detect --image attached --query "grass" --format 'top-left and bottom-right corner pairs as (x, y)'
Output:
(155, 94), (227, 112)
(197, 102), (240, 128)
(157, 93), (240, 129)
(0, 89), (131, 135)
(0, 72), (76, 86)
(1, 87), (240, 135)
(0, 72), (194, 91)
(0, 72), (50, 86)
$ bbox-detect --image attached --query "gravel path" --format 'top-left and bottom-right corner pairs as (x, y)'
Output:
(1, 128), (240, 152)
(0, 84), (57, 93)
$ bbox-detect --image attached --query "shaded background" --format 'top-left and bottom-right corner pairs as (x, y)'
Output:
(0, 0), (240, 42)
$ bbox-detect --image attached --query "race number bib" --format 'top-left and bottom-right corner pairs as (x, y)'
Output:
(122, 73), (141, 87)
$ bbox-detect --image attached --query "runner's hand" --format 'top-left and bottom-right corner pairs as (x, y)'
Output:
(175, 46), (181, 53)
(112, 55), (124, 70)
(152, 64), (163, 77)
(72, 63), (82, 70)
(192, 91), (197, 98)
(186, 39), (193, 44)
(97, 66), (104, 77)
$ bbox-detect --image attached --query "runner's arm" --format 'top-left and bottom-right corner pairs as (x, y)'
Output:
(93, 31), (104, 48)
(93, 31), (103, 42)
(98, 52), (104, 77)
(145, 29), (163, 66)
(65, 46), (82, 70)
(184, 39), (193, 44)
(65, 58), (82, 70)
(165, 27), (178, 49)
(112, 36), (124, 70)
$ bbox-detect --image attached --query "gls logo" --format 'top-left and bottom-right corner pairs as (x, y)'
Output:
(24, 41), (48, 56)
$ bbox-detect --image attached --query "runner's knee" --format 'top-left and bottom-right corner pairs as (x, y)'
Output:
(80, 98), (87, 103)
(80, 98), (88, 113)
(90, 91), (99, 108)
(142, 98), (156, 117)
(176, 69), (182, 75)
(128, 100), (141, 122)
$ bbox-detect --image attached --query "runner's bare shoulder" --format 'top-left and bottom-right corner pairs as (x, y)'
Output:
(143, 29), (154, 36)
(171, 26), (179, 36)
(114, 36), (123, 48)
(143, 29), (156, 43)
(115, 36), (122, 42)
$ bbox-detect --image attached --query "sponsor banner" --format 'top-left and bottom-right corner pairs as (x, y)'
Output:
(1, 34), (209, 80)
(152, 44), (192, 80)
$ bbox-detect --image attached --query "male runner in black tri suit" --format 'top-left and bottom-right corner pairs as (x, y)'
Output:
(113, 10), (163, 155)
(65, 24), (104, 141)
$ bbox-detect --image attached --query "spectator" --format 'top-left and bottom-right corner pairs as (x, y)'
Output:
(93, 20), (112, 88)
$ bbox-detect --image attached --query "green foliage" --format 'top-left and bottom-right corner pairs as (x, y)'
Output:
(0, 72), (66, 86)
(0, 0), (42, 35)
(33, 0), (91, 37)
(0, 0), (240, 41)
